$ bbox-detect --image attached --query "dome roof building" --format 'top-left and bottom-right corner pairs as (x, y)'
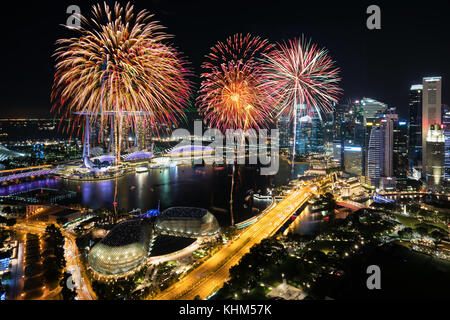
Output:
(155, 207), (220, 237)
(88, 219), (153, 276)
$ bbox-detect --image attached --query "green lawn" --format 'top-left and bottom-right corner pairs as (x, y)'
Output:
(395, 214), (420, 228)
(395, 214), (448, 232)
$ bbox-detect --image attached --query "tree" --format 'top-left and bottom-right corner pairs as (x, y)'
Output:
(56, 217), (68, 226)
(398, 227), (413, 240)
(406, 203), (420, 215)
(2, 206), (11, 214)
(5, 218), (16, 227)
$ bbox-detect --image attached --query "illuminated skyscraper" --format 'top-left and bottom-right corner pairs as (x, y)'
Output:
(367, 126), (383, 185)
(344, 145), (363, 176)
(443, 105), (450, 181)
(277, 115), (290, 149)
(425, 124), (445, 188)
(393, 119), (409, 181)
(295, 107), (324, 155)
(381, 113), (396, 178)
(422, 76), (442, 179)
(360, 98), (387, 123)
(408, 84), (423, 170)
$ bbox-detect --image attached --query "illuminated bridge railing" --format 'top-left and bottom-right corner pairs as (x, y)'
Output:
(379, 192), (450, 201)
(0, 169), (57, 182)
(373, 194), (396, 204)
(139, 208), (161, 218)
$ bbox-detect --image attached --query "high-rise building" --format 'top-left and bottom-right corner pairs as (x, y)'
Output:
(364, 111), (399, 188)
(344, 145), (363, 176)
(422, 77), (442, 179)
(408, 84), (423, 170)
(443, 105), (450, 181)
(359, 98), (387, 123)
(294, 107), (324, 155)
(381, 113), (396, 178)
(367, 126), (383, 185)
(332, 141), (342, 164)
(425, 124), (445, 188)
(393, 119), (409, 180)
(359, 98), (387, 178)
(277, 115), (290, 149)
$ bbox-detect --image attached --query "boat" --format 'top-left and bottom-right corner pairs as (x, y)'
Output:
(135, 166), (149, 173)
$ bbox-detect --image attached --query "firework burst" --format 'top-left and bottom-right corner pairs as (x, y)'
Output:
(198, 34), (273, 226)
(261, 36), (341, 170)
(51, 1), (191, 136)
(198, 33), (274, 132)
(262, 36), (342, 121)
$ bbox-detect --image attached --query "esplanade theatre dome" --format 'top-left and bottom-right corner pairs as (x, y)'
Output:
(154, 207), (220, 237)
(88, 219), (153, 275)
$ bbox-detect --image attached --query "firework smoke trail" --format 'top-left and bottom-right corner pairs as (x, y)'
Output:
(198, 33), (273, 226)
(262, 36), (342, 172)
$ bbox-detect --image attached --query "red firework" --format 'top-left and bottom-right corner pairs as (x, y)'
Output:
(198, 33), (274, 132)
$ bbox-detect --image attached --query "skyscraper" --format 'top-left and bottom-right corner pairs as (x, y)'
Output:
(277, 115), (290, 149)
(344, 145), (363, 176)
(408, 84), (423, 170)
(381, 113), (396, 178)
(425, 124), (445, 188)
(294, 107), (324, 155)
(393, 119), (409, 181)
(422, 76), (442, 179)
(365, 111), (398, 188)
(360, 98), (387, 178)
(367, 126), (383, 185)
(443, 105), (450, 181)
(360, 98), (387, 123)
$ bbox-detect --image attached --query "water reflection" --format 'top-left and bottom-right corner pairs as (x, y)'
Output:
(2, 159), (309, 227)
(291, 205), (323, 236)
(0, 178), (60, 196)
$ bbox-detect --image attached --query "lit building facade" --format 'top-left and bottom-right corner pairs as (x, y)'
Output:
(443, 105), (450, 181)
(408, 84), (423, 170)
(422, 76), (442, 180)
(425, 124), (445, 188)
(367, 126), (383, 185)
(295, 107), (324, 155)
(393, 119), (409, 182)
(344, 145), (363, 176)
(277, 115), (290, 149)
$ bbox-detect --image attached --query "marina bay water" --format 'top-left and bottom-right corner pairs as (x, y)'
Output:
(0, 159), (310, 227)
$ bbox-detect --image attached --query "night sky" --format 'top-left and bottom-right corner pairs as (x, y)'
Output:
(1, 0), (450, 120)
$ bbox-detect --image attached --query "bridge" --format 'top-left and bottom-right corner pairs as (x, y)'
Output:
(0, 165), (57, 183)
(373, 194), (396, 204)
(379, 191), (450, 201)
(138, 202), (161, 218)
(151, 176), (331, 300)
(336, 200), (368, 211)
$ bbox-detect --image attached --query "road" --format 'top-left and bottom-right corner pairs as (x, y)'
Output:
(152, 177), (329, 300)
(62, 230), (97, 300)
(8, 221), (96, 300)
(7, 240), (24, 300)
